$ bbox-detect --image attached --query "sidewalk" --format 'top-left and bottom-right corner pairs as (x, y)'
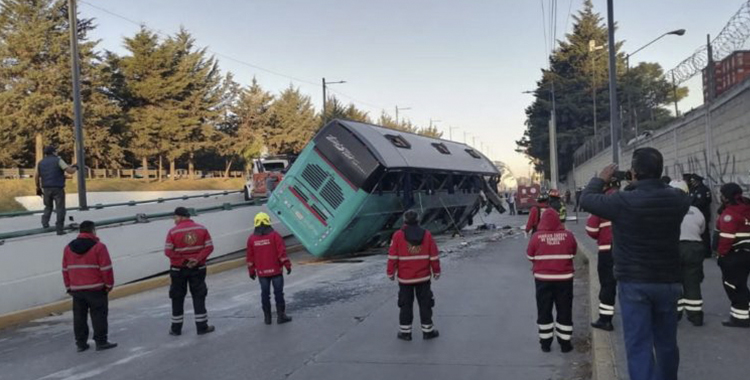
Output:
(568, 212), (750, 380)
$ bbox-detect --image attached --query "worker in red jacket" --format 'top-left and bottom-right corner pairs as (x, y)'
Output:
(247, 212), (292, 325)
(527, 208), (578, 353)
(586, 178), (620, 331)
(62, 221), (118, 352)
(164, 207), (215, 336)
(715, 183), (750, 328)
(525, 192), (550, 234)
(387, 210), (441, 341)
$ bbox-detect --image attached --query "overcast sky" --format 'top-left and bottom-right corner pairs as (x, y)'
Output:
(82, 0), (747, 180)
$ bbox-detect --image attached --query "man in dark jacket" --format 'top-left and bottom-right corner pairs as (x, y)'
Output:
(683, 173), (712, 256)
(580, 147), (690, 380)
(36, 146), (78, 235)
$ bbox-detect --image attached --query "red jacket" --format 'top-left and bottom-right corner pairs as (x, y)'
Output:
(387, 226), (441, 284)
(586, 215), (612, 251)
(246, 229), (291, 277)
(716, 202), (750, 256)
(164, 220), (214, 267)
(525, 202), (549, 233)
(62, 233), (114, 292)
(527, 209), (577, 281)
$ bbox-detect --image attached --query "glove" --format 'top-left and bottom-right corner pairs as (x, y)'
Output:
(249, 273), (256, 280)
(388, 275), (395, 281)
(433, 273), (441, 280)
(286, 267), (292, 275)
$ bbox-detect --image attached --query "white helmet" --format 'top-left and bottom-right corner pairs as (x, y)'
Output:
(669, 180), (689, 194)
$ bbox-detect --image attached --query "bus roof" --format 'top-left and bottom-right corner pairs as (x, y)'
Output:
(332, 119), (500, 176)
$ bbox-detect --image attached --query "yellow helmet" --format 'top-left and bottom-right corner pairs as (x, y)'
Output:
(254, 212), (271, 227)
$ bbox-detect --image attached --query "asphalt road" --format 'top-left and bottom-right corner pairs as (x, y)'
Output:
(0, 213), (591, 380)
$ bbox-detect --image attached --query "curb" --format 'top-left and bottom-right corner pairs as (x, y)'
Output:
(578, 240), (619, 380)
(0, 245), (305, 331)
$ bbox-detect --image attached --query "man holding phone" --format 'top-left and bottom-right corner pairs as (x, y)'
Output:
(36, 146), (78, 235)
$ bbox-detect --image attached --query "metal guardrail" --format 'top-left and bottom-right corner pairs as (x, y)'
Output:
(0, 190), (244, 219)
(0, 197), (267, 242)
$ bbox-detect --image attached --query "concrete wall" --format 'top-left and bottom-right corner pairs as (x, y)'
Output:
(0, 205), (288, 316)
(568, 77), (750, 199)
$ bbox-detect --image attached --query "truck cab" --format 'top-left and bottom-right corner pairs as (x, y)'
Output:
(244, 156), (294, 200)
(515, 184), (541, 214)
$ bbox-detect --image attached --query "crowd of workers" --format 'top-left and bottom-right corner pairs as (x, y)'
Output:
(523, 147), (750, 380)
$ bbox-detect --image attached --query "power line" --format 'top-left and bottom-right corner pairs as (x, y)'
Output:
(540, 0), (549, 60)
(564, 0), (573, 37)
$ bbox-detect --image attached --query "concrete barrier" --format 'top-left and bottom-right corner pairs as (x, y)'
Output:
(0, 204), (289, 316)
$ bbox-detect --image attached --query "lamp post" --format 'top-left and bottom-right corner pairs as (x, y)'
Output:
(429, 118), (441, 130)
(606, 0), (621, 165)
(322, 77), (346, 125)
(624, 29), (685, 141)
(448, 126), (459, 141)
(396, 106), (411, 125)
(589, 40), (604, 137)
(68, 0), (87, 210)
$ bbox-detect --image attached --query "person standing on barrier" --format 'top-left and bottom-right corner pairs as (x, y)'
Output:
(387, 210), (441, 341)
(164, 207), (215, 336)
(669, 180), (707, 327)
(36, 145), (78, 235)
(525, 192), (550, 234)
(62, 221), (117, 352)
(246, 212), (292, 325)
(581, 148), (689, 380)
(527, 208), (577, 353)
(715, 183), (750, 328)
(587, 178), (620, 332)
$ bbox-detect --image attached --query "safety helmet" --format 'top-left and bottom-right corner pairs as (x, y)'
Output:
(669, 180), (689, 194)
(254, 212), (271, 227)
(548, 189), (560, 198)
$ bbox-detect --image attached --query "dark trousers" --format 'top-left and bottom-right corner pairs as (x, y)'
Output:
(619, 282), (681, 380)
(72, 290), (108, 346)
(398, 281), (435, 333)
(169, 266), (209, 332)
(508, 203), (516, 215)
(597, 251), (617, 321)
(701, 229), (712, 258)
(718, 251), (750, 322)
(678, 241), (705, 320)
(535, 279), (573, 346)
(42, 187), (65, 231)
(259, 275), (285, 311)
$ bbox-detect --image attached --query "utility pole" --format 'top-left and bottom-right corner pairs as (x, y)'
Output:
(395, 106), (410, 125)
(589, 40), (604, 137)
(449, 126), (459, 141)
(68, 0), (87, 210)
(463, 131), (469, 144)
(322, 77), (328, 125)
(705, 34), (715, 193)
(606, 0), (621, 165)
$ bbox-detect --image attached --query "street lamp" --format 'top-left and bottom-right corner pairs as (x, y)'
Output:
(448, 126), (460, 141)
(395, 106), (411, 125)
(322, 77), (346, 124)
(624, 28), (685, 142)
(589, 40), (605, 137)
(429, 118), (441, 130)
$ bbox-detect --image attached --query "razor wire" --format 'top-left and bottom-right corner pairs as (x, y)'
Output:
(666, 0), (750, 85)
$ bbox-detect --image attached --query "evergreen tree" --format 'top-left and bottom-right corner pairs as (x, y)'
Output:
(0, 0), (123, 167)
(343, 104), (371, 123)
(417, 125), (443, 138)
(266, 85), (317, 154)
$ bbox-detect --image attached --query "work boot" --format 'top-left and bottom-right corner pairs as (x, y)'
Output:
(591, 317), (614, 332)
(422, 330), (440, 340)
(687, 313), (704, 327)
(76, 343), (90, 353)
(95, 342), (118, 351)
(197, 325), (216, 335)
(397, 332), (412, 341)
(263, 308), (273, 325)
(722, 318), (750, 328)
(559, 341), (574, 353)
(540, 341), (552, 353)
(169, 329), (181, 336)
(277, 306), (292, 324)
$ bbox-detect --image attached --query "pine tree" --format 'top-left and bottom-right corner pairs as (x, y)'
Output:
(417, 125), (443, 138)
(234, 78), (273, 162)
(0, 0), (123, 167)
(266, 85), (317, 154)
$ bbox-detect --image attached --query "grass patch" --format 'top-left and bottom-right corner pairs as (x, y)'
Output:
(0, 178), (246, 213)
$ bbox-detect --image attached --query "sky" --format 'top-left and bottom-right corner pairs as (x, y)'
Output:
(81, 0), (747, 180)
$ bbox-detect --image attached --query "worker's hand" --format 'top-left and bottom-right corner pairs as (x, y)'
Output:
(598, 164), (618, 183)
(388, 275), (395, 281)
(433, 273), (441, 280)
(286, 267), (292, 275)
(249, 273), (256, 280)
(36, 187), (43, 197)
(186, 259), (198, 269)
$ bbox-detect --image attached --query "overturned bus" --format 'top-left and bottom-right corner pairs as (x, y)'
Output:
(267, 119), (502, 257)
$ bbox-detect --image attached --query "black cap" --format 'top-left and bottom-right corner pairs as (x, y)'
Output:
(174, 207), (191, 217)
(43, 146), (56, 155)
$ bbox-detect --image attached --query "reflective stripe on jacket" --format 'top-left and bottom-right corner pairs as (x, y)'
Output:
(527, 209), (577, 281)
(246, 230), (290, 277)
(716, 202), (750, 256)
(387, 228), (440, 284)
(62, 233), (114, 292)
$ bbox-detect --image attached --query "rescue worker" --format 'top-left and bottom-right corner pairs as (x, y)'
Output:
(36, 145), (78, 235)
(62, 221), (117, 352)
(586, 178), (620, 331)
(526, 208), (577, 353)
(548, 189), (567, 222)
(164, 207), (215, 336)
(684, 173), (712, 255)
(525, 192), (550, 234)
(246, 212), (292, 325)
(387, 210), (441, 341)
(715, 183), (750, 328)
(670, 180), (706, 326)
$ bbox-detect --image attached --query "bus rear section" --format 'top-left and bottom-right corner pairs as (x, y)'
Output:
(267, 122), (382, 257)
